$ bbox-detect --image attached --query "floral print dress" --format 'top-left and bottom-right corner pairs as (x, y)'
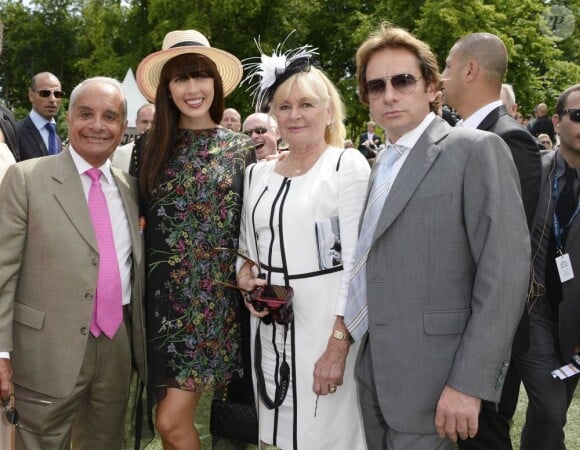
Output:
(145, 128), (254, 396)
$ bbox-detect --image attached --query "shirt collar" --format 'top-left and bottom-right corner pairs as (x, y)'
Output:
(29, 109), (56, 131)
(461, 100), (503, 129)
(69, 146), (114, 184)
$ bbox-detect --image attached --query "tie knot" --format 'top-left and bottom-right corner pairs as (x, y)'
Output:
(85, 168), (103, 182)
(378, 144), (407, 167)
(45, 122), (56, 133)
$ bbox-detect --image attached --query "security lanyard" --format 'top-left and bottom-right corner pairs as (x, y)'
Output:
(552, 173), (580, 253)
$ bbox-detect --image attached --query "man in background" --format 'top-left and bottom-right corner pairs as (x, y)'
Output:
(441, 31), (541, 450)
(358, 120), (382, 159)
(518, 84), (580, 450)
(221, 107), (241, 132)
(530, 102), (556, 144)
(17, 72), (63, 160)
(112, 103), (155, 172)
(500, 83), (518, 118)
(242, 112), (279, 160)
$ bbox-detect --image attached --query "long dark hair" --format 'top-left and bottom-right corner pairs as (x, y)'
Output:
(140, 53), (225, 197)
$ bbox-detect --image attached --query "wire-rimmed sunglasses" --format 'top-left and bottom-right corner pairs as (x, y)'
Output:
(33, 89), (65, 98)
(1, 395), (19, 427)
(563, 108), (580, 123)
(243, 126), (268, 137)
(364, 73), (422, 100)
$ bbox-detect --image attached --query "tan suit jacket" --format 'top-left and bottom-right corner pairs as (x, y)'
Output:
(0, 149), (147, 398)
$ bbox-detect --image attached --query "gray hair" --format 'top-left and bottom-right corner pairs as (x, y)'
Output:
(69, 77), (127, 120)
(501, 84), (516, 105)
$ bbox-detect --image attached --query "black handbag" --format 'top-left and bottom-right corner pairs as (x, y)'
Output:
(210, 386), (259, 445)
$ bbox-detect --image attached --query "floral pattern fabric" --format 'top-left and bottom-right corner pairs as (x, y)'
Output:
(145, 128), (254, 393)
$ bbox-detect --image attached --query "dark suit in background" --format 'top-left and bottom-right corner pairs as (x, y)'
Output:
(358, 127), (382, 159)
(0, 105), (19, 161)
(16, 115), (62, 160)
(441, 33), (541, 450)
(454, 104), (542, 450)
(516, 150), (580, 450)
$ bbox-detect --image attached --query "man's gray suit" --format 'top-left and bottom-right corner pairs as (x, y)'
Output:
(0, 149), (147, 443)
(358, 117), (531, 438)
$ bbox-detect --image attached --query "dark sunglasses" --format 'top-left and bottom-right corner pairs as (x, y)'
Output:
(243, 126), (268, 137)
(563, 108), (580, 122)
(365, 73), (422, 100)
(1, 395), (19, 426)
(34, 89), (65, 98)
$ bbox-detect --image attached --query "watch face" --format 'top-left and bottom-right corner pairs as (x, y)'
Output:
(334, 330), (347, 340)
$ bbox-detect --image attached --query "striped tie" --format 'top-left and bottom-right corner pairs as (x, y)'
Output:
(344, 144), (407, 341)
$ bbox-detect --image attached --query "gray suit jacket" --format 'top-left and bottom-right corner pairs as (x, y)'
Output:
(365, 117), (530, 433)
(0, 149), (147, 398)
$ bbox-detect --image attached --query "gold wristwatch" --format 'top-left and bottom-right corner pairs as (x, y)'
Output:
(333, 329), (352, 343)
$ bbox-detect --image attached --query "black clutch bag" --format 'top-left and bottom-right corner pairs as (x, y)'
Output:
(210, 387), (258, 445)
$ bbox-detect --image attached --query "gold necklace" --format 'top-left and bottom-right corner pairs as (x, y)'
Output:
(286, 155), (302, 175)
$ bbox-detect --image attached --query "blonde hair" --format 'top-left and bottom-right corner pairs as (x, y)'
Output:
(270, 67), (346, 147)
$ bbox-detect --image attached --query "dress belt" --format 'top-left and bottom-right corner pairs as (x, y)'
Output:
(260, 263), (343, 280)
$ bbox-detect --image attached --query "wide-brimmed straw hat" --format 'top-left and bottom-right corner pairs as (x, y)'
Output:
(136, 29), (242, 102)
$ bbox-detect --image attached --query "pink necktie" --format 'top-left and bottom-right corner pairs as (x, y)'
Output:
(85, 168), (123, 338)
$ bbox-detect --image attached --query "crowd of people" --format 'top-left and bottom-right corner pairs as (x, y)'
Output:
(0, 21), (578, 450)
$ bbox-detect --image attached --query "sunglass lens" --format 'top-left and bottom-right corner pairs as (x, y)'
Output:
(366, 79), (386, 99)
(391, 74), (417, 93)
(244, 127), (267, 136)
(569, 109), (580, 122)
(38, 90), (64, 98)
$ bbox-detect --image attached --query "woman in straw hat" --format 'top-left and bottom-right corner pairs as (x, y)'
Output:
(136, 29), (255, 449)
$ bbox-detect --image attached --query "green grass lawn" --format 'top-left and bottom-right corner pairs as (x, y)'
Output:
(145, 386), (579, 449)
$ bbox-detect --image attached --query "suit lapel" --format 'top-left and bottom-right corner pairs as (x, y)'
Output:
(372, 118), (449, 242)
(477, 106), (503, 132)
(26, 117), (49, 156)
(52, 149), (98, 251)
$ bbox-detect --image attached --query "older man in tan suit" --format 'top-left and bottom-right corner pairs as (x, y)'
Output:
(0, 77), (147, 450)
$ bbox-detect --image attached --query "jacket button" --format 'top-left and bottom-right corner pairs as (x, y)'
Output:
(92, 256), (99, 265)
(85, 293), (93, 301)
(81, 327), (89, 335)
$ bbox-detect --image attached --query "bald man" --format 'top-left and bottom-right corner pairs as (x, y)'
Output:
(442, 32), (541, 450)
(530, 102), (556, 144)
(17, 72), (63, 160)
(242, 113), (279, 160)
(221, 108), (241, 132)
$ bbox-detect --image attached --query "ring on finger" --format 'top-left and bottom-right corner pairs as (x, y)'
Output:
(329, 385), (337, 393)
